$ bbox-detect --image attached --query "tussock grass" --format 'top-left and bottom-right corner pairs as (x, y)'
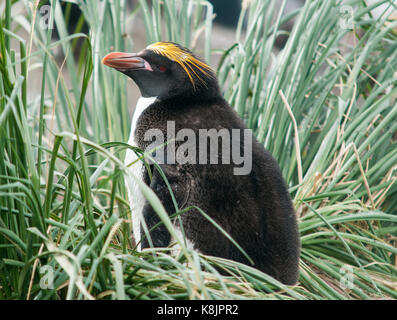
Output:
(0, 0), (396, 299)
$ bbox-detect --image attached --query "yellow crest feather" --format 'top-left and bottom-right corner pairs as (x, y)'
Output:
(146, 42), (213, 88)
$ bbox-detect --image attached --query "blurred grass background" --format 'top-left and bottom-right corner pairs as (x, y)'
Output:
(0, 0), (396, 299)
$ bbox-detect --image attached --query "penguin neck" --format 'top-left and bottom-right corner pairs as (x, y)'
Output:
(129, 96), (157, 142)
(161, 88), (223, 106)
(159, 79), (223, 105)
(134, 96), (157, 116)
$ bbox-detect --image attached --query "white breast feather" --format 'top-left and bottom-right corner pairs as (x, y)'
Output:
(170, 227), (197, 256)
(125, 96), (157, 251)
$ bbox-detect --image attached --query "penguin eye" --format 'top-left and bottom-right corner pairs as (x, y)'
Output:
(159, 66), (167, 72)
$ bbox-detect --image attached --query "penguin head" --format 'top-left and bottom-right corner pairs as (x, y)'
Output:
(102, 42), (220, 101)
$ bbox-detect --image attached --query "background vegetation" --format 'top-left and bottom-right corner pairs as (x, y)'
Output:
(0, 0), (396, 299)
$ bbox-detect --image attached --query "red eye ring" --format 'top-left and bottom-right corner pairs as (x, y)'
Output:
(159, 66), (166, 72)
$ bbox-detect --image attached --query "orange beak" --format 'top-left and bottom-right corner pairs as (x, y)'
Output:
(102, 52), (151, 71)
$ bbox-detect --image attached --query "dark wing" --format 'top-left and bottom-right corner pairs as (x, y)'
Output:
(140, 163), (191, 249)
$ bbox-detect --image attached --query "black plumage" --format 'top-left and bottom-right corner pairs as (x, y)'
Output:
(102, 42), (300, 285)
